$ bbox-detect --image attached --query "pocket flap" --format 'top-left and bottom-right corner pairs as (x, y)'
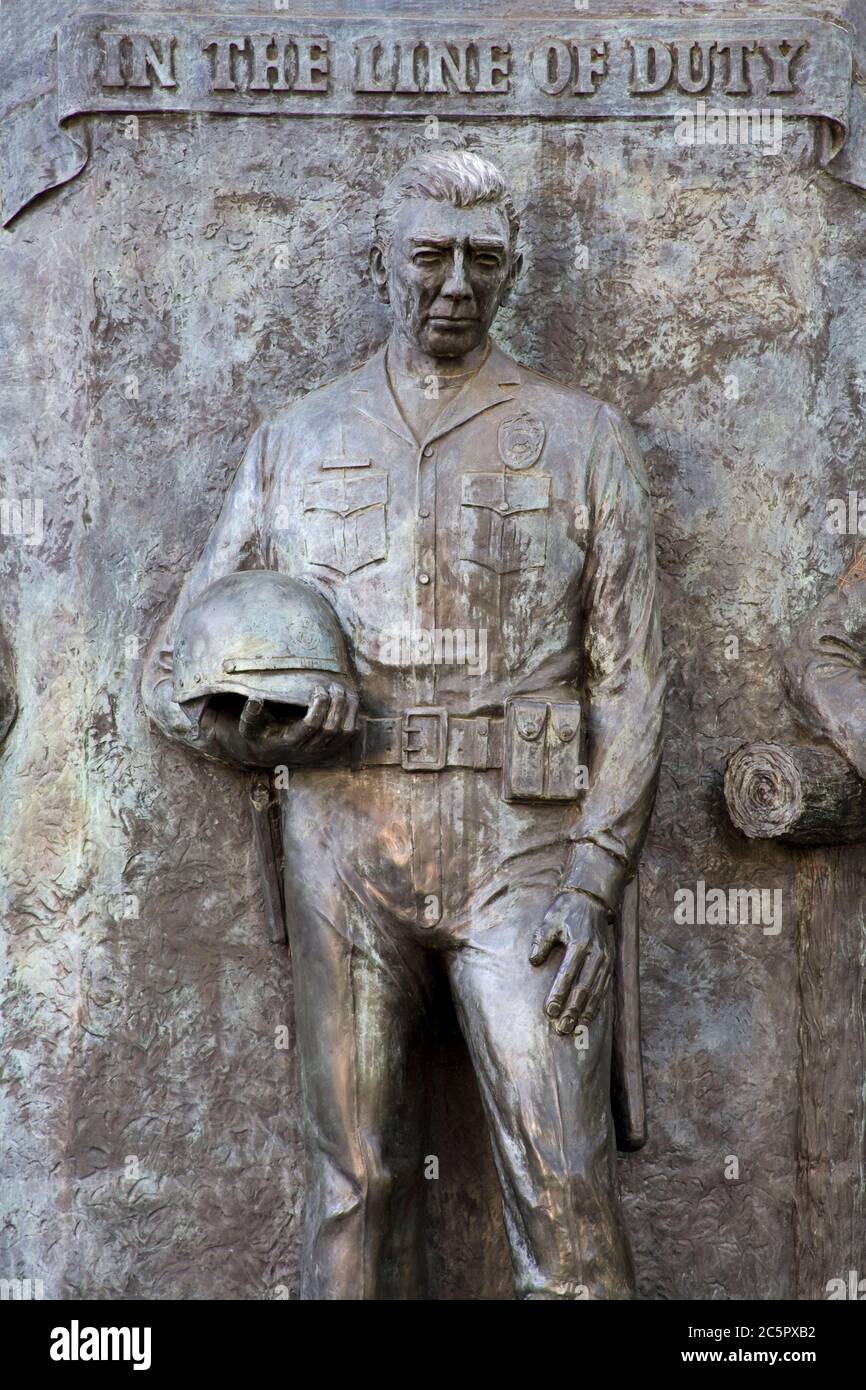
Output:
(304, 472), (387, 516)
(512, 700), (547, 741)
(319, 456), (371, 470)
(461, 473), (550, 515)
(549, 703), (581, 743)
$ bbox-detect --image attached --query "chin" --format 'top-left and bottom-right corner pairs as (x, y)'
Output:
(424, 326), (482, 358)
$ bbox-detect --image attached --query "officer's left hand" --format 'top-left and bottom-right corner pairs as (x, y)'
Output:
(529, 891), (614, 1034)
(205, 683), (358, 768)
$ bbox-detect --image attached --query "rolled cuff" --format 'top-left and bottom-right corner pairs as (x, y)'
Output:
(561, 841), (631, 913)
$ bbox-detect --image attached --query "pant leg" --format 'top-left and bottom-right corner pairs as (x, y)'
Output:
(446, 879), (635, 1300)
(281, 774), (433, 1301)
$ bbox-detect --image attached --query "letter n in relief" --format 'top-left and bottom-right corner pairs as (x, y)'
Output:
(426, 40), (472, 94)
(101, 33), (177, 90)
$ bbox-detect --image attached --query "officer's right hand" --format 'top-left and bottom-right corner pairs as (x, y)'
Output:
(141, 640), (203, 741)
(208, 684), (359, 768)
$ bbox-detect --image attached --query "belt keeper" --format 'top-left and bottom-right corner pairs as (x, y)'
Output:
(474, 717), (490, 769)
(354, 718), (368, 770)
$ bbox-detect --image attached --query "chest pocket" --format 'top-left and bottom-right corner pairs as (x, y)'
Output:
(460, 473), (550, 575)
(302, 472), (388, 575)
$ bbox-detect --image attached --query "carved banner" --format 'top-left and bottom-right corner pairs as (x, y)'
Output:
(2, 10), (866, 224)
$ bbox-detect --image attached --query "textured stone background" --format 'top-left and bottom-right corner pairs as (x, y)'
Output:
(1, 0), (865, 1299)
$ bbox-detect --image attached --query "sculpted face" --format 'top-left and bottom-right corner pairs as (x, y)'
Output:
(374, 197), (519, 360)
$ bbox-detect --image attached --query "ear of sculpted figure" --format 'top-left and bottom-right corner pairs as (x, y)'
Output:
(142, 149), (665, 1300)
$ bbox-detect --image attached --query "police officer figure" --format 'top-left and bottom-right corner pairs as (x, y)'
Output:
(143, 149), (665, 1300)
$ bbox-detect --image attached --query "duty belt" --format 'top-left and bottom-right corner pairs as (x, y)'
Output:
(356, 707), (504, 772)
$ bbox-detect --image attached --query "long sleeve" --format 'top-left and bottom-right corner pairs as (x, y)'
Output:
(783, 546), (866, 779)
(561, 404), (666, 911)
(141, 426), (269, 752)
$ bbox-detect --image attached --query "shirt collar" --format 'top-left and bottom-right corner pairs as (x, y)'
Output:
(349, 338), (522, 448)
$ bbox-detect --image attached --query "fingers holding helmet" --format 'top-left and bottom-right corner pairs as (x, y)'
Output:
(276, 680), (359, 754)
(271, 680), (360, 759)
(233, 681), (357, 766)
(321, 681), (360, 735)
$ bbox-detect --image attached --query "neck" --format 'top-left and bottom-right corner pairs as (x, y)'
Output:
(387, 329), (490, 382)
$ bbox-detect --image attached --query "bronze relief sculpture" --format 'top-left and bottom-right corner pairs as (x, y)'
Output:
(142, 150), (665, 1300)
(0, 624), (15, 749)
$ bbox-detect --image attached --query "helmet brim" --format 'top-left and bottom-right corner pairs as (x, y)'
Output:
(176, 668), (349, 708)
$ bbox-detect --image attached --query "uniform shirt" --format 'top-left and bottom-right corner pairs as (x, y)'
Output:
(387, 348), (477, 444)
(145, 338), (666, 911)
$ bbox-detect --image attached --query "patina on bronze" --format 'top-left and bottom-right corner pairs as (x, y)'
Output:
(784, 545), (866, 784)
(7, 10), (866, 226)
(723, 545), (866, 847)
(142, 149), (665, 1300)
(0, 624), (15, 747)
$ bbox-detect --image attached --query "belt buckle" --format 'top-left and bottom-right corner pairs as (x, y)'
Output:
(401, 707), (448, 771)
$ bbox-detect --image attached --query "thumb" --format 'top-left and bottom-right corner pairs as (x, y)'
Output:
(529, 918), (560, 967)
(239, 697), (267, 738)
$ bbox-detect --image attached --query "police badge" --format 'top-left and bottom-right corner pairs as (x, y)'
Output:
(498, 412), (546, 470)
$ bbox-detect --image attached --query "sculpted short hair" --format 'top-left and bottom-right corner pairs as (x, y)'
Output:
(373, 149), (520, 251)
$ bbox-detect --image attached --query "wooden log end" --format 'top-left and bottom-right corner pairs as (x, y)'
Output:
(724, 742), (803, 840)
(725, 740), (866, 844)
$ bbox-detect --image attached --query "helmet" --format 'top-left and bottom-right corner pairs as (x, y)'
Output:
(172, 570), (353, 708)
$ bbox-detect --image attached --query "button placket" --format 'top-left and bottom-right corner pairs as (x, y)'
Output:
(410, 437), (442, 928)
(414, 438), (437, 705)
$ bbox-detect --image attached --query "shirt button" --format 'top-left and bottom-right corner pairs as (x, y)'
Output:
(419, 508), (430, 518)
(418, 572), (431, 585)
(423, 445), (435, 457)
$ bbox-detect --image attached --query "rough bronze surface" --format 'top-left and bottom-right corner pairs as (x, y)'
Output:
(2, 0), (866, 1301)
(785, 545), (866, 777)
(0, 625), (15, 747)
